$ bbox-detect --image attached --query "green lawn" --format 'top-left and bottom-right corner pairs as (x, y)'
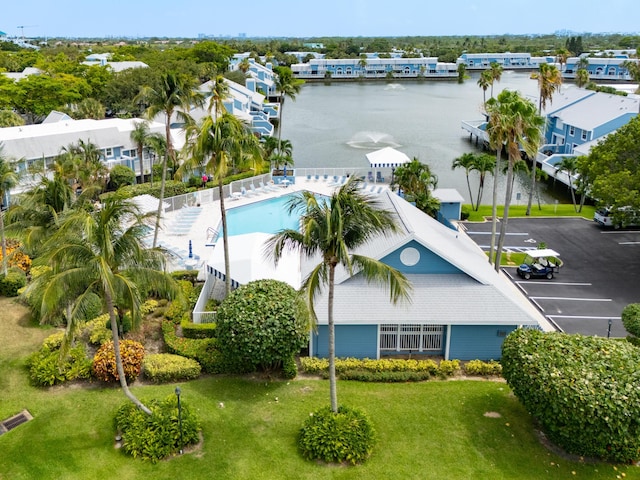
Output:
(464, 204), (596, 222)
(1, 298), (637, 480)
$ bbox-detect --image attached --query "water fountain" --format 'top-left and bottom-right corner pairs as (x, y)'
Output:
(346, 131), (401, 150)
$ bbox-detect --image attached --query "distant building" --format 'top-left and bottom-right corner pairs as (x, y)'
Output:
(82, 53), (148, 72)
(456, 52), (554, 70)
(563, 57), (634, 81)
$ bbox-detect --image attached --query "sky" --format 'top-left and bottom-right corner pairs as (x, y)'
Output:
(2, 0), (639, 39)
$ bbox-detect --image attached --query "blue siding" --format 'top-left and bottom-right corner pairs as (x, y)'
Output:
(439, 202), (461, 221)
(594, 113), (637, 139)
(313, 325), (378, 359)
(381, 239), (463, 274)
(448, 325), (516, 361)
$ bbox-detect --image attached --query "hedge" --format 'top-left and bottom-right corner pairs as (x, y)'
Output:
(161, 321), (221, 373)
(299, 357), (464, 381)
(143, 353), (202, 383)
(502, 328), (640, 463)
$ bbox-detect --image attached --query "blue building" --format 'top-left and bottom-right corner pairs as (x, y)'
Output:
(457, 52), (554, 70)
(292, 57), (458, 80)
(201, 186), (546, 361)
(563, 56), (635, 81)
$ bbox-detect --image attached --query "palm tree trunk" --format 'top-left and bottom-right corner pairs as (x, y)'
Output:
(152, 153), (167, 248)
(525, 159), (536, 216)
(328, 264), (338, 413)
(465, 173), (475, 211)
(495, 162), (515, 271)
(476, 174), (485, 211)
(0, 209), (7, 276)
(105, 291), (151, 415)
(568, 179), (577, 212)
(489, 149), (502, 265)
(219, 179), (231, 297)
(276, 100), (285, 167)
(138, 145), (144, 184)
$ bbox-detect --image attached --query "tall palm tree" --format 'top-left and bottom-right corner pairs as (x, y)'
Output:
(130, 120), (150, 184)
(486, 90), (544, 270)
(0, 149), (19, 275)
(144, 132), (166, 188)
(207, 74), (229, 120)
(29, 197), (177, 414)
(555, 156), (579, 211)
(274, 66), (303, 164)
(470, 153), (495, 211)
(477, 70), (492, 110)
(526, 63), (562, 216)
(489, 62), (503, 98)
(180, 113), (263, 296)
(137, 72), (204, 247)
(556, 48), (570, 71)
(452, 153), (477, 210)
(266, 178), (412, 412)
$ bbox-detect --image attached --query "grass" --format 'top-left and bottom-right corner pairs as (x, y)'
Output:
(464, 204), (596, 222)
(1, 297), (638, 480)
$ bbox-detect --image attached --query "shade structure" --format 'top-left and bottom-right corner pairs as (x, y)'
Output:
(206, 232), (301, 290)
(365, 147), (411, 168)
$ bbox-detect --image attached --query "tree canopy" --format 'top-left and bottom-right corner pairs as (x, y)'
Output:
(578, 115), (640, 222)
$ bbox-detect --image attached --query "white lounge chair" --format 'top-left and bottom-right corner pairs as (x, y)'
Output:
(250, 183), (263, 195)
(260, 181), (277, 192)
(241, 187), (254, 197)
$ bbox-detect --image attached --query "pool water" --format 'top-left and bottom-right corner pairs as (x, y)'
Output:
(224, 193), (303, 236)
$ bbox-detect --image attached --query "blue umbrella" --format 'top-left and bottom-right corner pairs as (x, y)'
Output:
(188, 240), (193, 259)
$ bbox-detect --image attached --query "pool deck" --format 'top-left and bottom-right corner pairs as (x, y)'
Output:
(155, 177), (389, 275)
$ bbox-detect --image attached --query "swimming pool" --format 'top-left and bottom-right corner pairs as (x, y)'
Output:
(224, 193), (303, 236)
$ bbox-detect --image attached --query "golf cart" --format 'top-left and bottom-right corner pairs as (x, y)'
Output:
(516, 249), (562, 280)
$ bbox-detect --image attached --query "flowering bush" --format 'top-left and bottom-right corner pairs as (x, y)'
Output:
(92, 339), (145, 382)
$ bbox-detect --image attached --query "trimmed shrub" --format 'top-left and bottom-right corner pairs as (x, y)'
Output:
(27, 334), (92, 386)
(502, 328), (640, 463)
(92, 340), (145, 382)
(622, 303), (640, 339)
(162, 321), (221, 373)
(108, 164), (136, 190)
(282, 355), (298, 379)
(299, 357), (446, 379)
(143, 353), (201, 383)
(0, 239), (31, 273)
(437, 359), (460, 377)
(170, 270), (199, 284)
(0, 268), (26, 297)
(115, 394), (200, 463)
(463, 359), (502, 376)
(298, 405), (376, 465)
(181, 319), (217, 339)
(215, 279), (309, 374)
(164, 280), (194, 323)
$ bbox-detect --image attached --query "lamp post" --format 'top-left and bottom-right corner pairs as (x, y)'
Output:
(175, 386), (183, 454)
(607, 319), (612, 339)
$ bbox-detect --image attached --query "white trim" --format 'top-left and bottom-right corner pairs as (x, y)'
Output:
(445, 325), (452, 360)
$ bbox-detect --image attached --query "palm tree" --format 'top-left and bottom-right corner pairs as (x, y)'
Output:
(137, 72), (204, 247)
(622, 60), (640, 98)
(0, 149), (19, 275)
(266, 178), (412, 412)
(358, 54), (368, 77)
(457, 63), (467, 84)
(532, 167), (549, 211)
(238, 58), (251, 74)
(274, 66), (303, 163)
(526, 63), (562, 216)
(555, 156), (579, 211)
(452, 153), (477, 210)
(207, 74), (229, 120)
(391, 158), (439, 217)
(477, 70), (492, 109)
(144, 133), (166, 188)
(130, 120), (150, 184)
(575, 68), (590, 88)
(470, 153), (495, 211)
(486, 90), (544, 270)
(180, 113), (263, 296)
(556, 48), (570, 71)
(29, 197), (177, 414)
(489, 62), (503, 98)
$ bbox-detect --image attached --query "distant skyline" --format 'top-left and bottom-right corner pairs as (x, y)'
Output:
(2, 0), (640, 39)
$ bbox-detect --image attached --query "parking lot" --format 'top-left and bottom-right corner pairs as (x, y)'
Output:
(462, 217), (640, 338)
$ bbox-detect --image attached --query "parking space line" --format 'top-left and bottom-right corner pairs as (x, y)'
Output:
(515, 282), (592, 286)
(465, 231), (529, 235)
(548, 315), (621, 320)
(601, 230), (640, 234)
(530, 296), (612, 302)
(619, 241), (640, 245)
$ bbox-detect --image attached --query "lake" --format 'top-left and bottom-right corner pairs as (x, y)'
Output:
(281, 71), (562, 204)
